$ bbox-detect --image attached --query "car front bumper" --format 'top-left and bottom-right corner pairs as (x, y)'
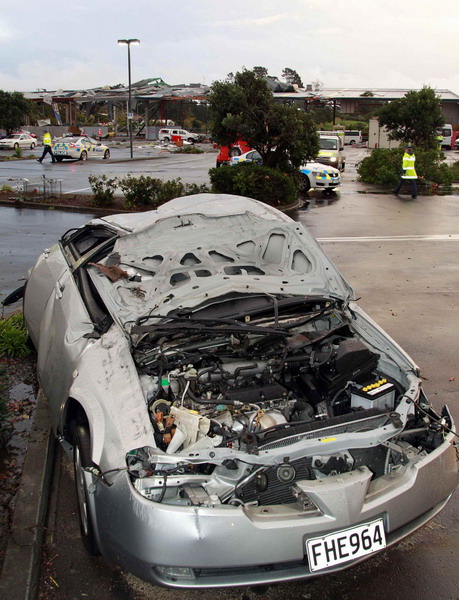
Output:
(89, 431), (458, 588)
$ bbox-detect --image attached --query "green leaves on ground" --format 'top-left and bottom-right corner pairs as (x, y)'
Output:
(0, 313), (31, 358)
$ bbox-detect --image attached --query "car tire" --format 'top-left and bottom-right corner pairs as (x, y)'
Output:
(73, 425), (100, 556)
(55, 157), (63, 162)
(163, 136), (170, 143)
(30, 142), (36, 149)
(103, 149), (110, 159)
(187, 138), (195, 144)
(14, 143), (19, 150)
(80, 151), (88, 161)
(349, 140), (355, 145)
(299, 174), (311, 192)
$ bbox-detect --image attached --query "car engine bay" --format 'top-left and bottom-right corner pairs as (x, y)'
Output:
(122, 294), (450, 508)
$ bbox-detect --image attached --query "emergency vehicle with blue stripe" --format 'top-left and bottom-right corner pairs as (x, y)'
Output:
(52, 136), (110, 162)
(230, 150), (341, 192)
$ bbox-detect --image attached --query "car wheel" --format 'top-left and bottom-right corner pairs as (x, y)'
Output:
(350, 140), (355, 145)
(80, 150), (88, 161)
(14, 143), (19, 150)
(103, 149), (110, 159)
(163, 136), (170, 143)
(187, 138), (195, 144)
(73, 425), (100, 555)
(30, 142), (36, 149)
(299, 174), (311, 192)
(55, 157), (63, 162)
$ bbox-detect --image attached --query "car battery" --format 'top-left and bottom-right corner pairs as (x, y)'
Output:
(350, 377), (396, 411)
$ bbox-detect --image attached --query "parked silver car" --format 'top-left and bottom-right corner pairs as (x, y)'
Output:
(18, 195), (458, 588)
(0, 133), (37, 150)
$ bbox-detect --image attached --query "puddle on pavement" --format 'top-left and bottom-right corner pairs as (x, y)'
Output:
(298, 191), (339, 212)
(0, 358), (37, 567)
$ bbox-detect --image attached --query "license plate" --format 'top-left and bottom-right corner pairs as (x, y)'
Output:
(53, 150), (65, 155)
(306, 519), (386, 572)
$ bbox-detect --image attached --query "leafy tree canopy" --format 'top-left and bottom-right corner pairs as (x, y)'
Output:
(253, 66), (268, 79)
(208, 69), (319, 172)
(377, 86), (444, 149)
(0, 91), (31, 134)
(282, 67), (303, 88)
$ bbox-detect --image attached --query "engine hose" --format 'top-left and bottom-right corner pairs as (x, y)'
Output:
(234, 363), (258, 379)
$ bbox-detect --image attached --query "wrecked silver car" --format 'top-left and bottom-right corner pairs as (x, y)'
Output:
(21, 194), (457, 587)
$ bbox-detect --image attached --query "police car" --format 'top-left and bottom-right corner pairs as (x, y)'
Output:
(299, 161), (341, 192)
(230, 150), (341, 192)
(52, 136), (110, 161)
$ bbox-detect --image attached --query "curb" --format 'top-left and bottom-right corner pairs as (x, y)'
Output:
(0, 391), (55, 600)
(0, 198), (130, 215)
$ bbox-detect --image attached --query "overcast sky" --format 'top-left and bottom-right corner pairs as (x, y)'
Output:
(1, 0), (458, 94)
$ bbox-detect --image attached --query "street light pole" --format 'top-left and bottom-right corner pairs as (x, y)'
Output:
(117, 39), (140, 159)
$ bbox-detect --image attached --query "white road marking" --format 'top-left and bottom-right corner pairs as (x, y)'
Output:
(318, 234), (459, 242)
(64, 187), (92, 194)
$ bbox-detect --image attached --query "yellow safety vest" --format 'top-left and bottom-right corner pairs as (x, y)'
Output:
(43, 132), (52, 146)
(402, 153), (417, 179)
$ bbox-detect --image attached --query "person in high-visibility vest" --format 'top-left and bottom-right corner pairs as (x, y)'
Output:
(394, 146), (417, 199)
(437, 133), (443, 152)
(37, 130), (56, 163)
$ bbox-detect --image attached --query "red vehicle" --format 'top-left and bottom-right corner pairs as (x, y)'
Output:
(215, 139), (252, 167)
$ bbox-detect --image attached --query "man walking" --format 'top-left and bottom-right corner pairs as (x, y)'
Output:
(37, 130), (56, 163)
(394, 146), (417, 199)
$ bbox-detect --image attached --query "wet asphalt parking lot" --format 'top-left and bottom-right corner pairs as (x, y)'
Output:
(0, 146), (458, 599)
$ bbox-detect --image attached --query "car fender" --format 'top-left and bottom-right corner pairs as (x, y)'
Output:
(65, 325), (154, 469)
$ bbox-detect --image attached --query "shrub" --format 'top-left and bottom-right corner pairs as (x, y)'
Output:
(88, 174), (118, 207)
(0, 313), (31, 358)
(448, 161), (459, 183)
(357, 147), (454, 186)
(118, 176), (212, 209)
(13, 145), (22, 158)
(119, 175), (162, 208)
(416, 150), (453, 185)
(0, 184), (14, 192)
(357, 148), (402, 185)
(183, 182), (212, 195)
(209, 163), (298, 206)
(173, 145), (204, 154)
(155, 178), (186, 205)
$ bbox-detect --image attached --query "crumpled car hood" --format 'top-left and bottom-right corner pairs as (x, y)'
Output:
(89, 194), (354, 325)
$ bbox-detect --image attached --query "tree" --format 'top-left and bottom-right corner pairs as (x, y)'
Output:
(253, 66), (268, 79)
(282, 67), (303, 88)
(208, 69), (319, 173)
(0, 91), (31, 134)
(377, 86), (444, 149)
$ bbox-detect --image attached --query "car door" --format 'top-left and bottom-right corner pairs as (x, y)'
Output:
(25, 244), (95, 429)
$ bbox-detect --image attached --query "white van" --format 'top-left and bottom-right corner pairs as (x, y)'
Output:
(344, 130), (362, 145)
(437, 124), (453, 149)
(157, 128), (201, 143)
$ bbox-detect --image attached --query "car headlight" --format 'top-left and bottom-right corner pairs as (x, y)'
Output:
(311, 171), (322, 176)
(329, 157), (337, 162)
